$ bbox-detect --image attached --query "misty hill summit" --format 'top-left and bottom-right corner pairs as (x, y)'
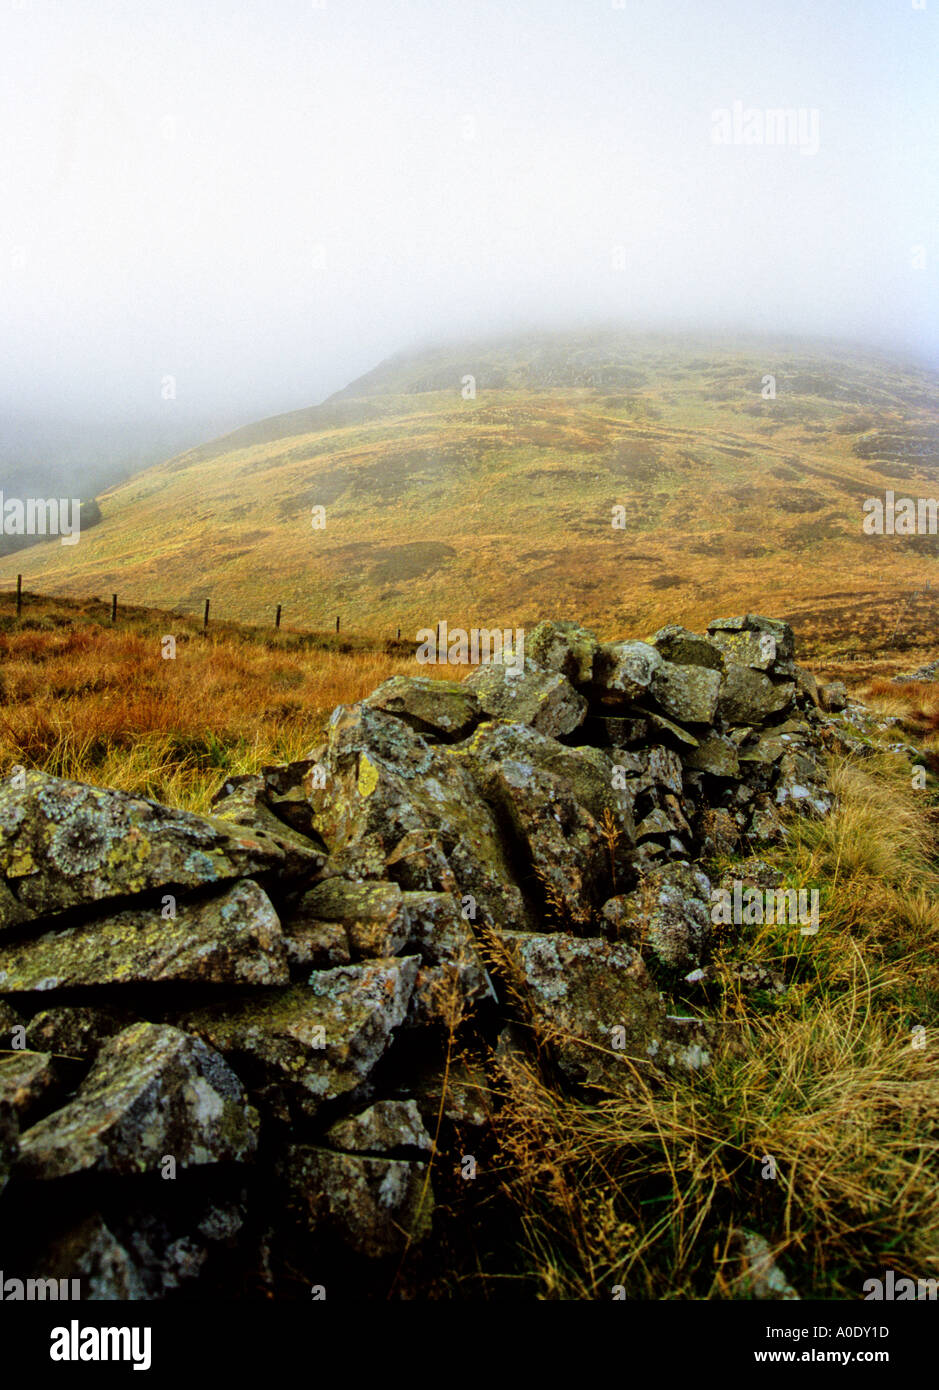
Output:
(13, 328), (939, 647)
(0, 611), (887, 1296)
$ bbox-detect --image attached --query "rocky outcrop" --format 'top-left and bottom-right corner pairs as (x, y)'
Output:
(0, 612), (846, 1297)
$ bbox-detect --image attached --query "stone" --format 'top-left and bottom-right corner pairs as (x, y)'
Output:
(459, 723), (634, 920)
(16, 1023), (258, 1178)
(0, 1050), (61, 1119)
(363, 675), (479, 741)
(593, 640), (663, 701)
(465, 660), (587, 738)
(0, 879), (288, 992)
(681, 733), (740, 779)
(602, 863), (712, 970)
(650, 625), (724, 670)
(309, 704), (533, 931)
(650, 662), (722, 724)
(24, 1006), (130, 1059)
(707, 629), (777, 671)
(820, 680), (847, 712)
(718, 663), (794, 726)
(182, 957), (419, 1118)
(0, 772), (286, 921)
(326, 1099), (432, 1155)
(285, 1146), (433, 1258)
(297, 879), (409, 959)
(707, 614), (795, 661)
(281, 919), (350, 970)
(399, 891), (489, 1026)
(502, 931), (668, 1090)
(729, 1228), (799, 1300)
(209, 776), (327, 879)
(527, 619), (599, 685)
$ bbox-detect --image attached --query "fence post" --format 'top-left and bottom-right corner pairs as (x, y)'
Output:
(335, 615), (340, 634)
(275, 604), (282, 629)
(203, 599), (210, 630)
(15, 574), (21, 619)
(396, 627), (401, 640)
(111, 594), (117, 623)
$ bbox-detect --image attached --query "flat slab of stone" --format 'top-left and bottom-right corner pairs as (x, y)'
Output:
(16, 1022), (258, 1178)
(363, 676), (479, 741)
(182, 957), (419, 1115)
(0, 880), (288, 992)
(0, 772), (286, 921)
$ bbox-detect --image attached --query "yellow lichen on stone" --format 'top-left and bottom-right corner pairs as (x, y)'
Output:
(6, 847), (36, 878)
(357, 754), (380, 799)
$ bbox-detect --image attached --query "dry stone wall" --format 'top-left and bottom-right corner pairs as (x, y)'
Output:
(0, 613), (850, 1296)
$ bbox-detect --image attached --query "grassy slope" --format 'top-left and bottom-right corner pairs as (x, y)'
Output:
(13, 328), (939, 659)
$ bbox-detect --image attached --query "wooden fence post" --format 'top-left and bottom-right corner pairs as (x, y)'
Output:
(275, 604), (282, 629)
(16, 574), (21, 619)
(335, 615), (340, 634)
(203, 599), (210, 630)
(111, 594), (117, 623)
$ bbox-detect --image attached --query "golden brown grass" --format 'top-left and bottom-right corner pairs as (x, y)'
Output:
(0, 602), (462, 812)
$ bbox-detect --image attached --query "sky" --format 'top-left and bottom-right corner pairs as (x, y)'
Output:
(1, 0), (937, 476)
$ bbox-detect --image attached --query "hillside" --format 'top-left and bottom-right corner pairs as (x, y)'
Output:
(13, 328), (939, 654)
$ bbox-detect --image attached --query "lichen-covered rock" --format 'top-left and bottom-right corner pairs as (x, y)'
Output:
(285, 1145), (433, 1258)
(464, 659), (587, 737)
(718, 663), (794, 726)
(182, 957), (419, 1118)
(527, 619), (599, 685)
(35, 1215), (148, 1300)
(0, 772), (287, 920)
(603, 863), (712, 970)
(16, 1022), (258, 1178)
(363, 675), (479, 741)
(0, 879), (288, 992)
(459, 722), (634, 919)
(209, 775), (328, 879)
(309, 704), (534, 931)
(650, 625), (724, 671)
(502, 931), (668, 1090)
(0, 1050), (61, 1119)
(593, 640), (663, 701)
(650, 662), (722, 725)
(820, 680), (847, 712)
(682, 732), (740, 778)
(707, 614), (795, 662)
(326, 1099), (432, 1155)
(281, 918), (350, 970)
(24, 1006), (130, 1059)
(399, 890), (490, 1026)
(296, 879), (409, 959)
